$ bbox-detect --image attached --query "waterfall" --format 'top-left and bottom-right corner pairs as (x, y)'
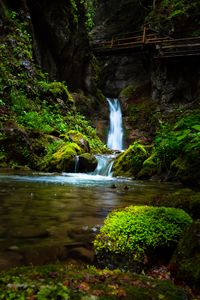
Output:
(72, 98), (124, 177)
(74, 156), (79, 173)
(107, 98), (123, 151)
(93, 154), (115, 177)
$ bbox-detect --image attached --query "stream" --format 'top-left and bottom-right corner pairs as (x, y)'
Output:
(0, 170), (183, 269)
(0, 99), (183, 269)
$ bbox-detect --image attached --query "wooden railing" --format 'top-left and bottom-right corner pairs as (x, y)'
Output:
(92, 27), (200, 58)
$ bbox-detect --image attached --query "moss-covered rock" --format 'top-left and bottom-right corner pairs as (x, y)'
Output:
(171, 156), (200, 188)
(112, 142), (149, 178)
(47, 142), (83, 172)
(67, 130), (90, 152)
(0, 263), (192, 299)
(170, 220), (200, 291)
(78, 153), (98, 173)
(137, 153), (159, 179)
(94, 206), (192, 271)
(151, 189), (200, 220)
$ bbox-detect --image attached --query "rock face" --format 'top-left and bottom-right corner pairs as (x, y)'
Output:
(26, 0), (93, 93)
(78, 153), (98, 173)
(92, 0), (200, 104)
(151, 61), (199, 104)
(2, 0), (95, 94)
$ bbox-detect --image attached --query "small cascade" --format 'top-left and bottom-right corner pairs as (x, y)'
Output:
(107, 98), (124, 151)
(72, 99), (124, 177)
(93, 154), (116, 177)
(74, 156), (79, 173)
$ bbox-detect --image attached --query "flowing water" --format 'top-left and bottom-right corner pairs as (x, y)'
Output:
(0, 169), (183, 269)
(0, 98), (183, 269)
(107, 98), (123, 150)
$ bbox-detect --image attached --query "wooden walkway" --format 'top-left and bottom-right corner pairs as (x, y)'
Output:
(92, 27), (200, 58)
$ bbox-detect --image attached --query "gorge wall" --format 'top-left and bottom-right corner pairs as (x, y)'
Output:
(92, 0), (200, 105)
(1, 0), (97, 94)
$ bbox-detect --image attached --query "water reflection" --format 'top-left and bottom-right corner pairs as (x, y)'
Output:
(0, 170), (182, 269)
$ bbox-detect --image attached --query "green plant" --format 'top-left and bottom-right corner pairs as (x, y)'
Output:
(94, 206), (192, 262)
(37, 283), (70, 300)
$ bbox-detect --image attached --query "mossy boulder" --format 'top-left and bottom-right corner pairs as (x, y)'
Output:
(151, 189), (200, 220)
(0, 122), (56, 169)
(170, 220), (200, 290)
(171, 156), (200, 188)
(67, 130), (90, 152)
(48, 142), (83, 172)
(78, 153), (98, 173)
(112, 142), (149, 177)
(94, 206), (192, 272)
(137, 153), (159, 179)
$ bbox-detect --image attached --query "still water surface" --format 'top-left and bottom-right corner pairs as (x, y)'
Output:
(0, 169), (182, 269)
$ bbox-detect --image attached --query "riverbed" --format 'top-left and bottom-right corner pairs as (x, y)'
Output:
(0, 169), (183, 269)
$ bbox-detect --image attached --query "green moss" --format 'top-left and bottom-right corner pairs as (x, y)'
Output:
(137, 153), (160, 179)
(94, 206), (192, 269)
(151, 189), (200, 220)
(38, 81), (74, 106)
(146, 0), (200, 36)
(48, 142), (82, 172)
(170, 220), (200, 290)
(113, 142), (149, 177)
(120, 84), (136, 100)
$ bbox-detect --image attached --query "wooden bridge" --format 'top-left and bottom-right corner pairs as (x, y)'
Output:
(92, 27), (200, 59)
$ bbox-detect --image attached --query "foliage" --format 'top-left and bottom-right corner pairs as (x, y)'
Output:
(94, 206), (192, 262)
(0, 11), (106, 170)
(152, 111), (200, 171)
(146, 0), (200, 36)
(0, 263), (191, 300)
(37, 283), (70, 300)
(69, 0), (95, 30)
(117, 109), (200, 183)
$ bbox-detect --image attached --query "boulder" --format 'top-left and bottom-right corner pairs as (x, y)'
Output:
(78, 153), (98, 173)
(170, 220), (200, 291)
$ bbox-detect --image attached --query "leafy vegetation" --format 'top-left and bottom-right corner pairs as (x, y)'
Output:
(94, 206), (192, 267)
(146, 0), (200, 36)
(0, 10), (106, 170)
(114, 109), (200, 185)
(0, 263), (191, 299)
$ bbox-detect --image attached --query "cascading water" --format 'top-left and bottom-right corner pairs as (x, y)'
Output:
(107, 98), (124, 151)
(93, 154), (115, 177)
(73, 98), (124, 177)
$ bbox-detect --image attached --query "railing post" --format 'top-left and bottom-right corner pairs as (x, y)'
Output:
(111, 37), (114, 48)
(142, 25), (146, 44)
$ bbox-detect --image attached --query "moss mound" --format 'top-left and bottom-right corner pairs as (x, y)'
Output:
(170, 220), (200, 291)
(151, 189), (200, 220)
(112, 142), (149, 178)
(0, 263), (191, 299)
(94, 206), (192, 271)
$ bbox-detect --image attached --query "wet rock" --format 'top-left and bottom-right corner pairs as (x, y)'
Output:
(110, 184), (117, 189)
(10, 227), (50, 239)
(78, 153), (98, 173)
(68, 130), (90, 153)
